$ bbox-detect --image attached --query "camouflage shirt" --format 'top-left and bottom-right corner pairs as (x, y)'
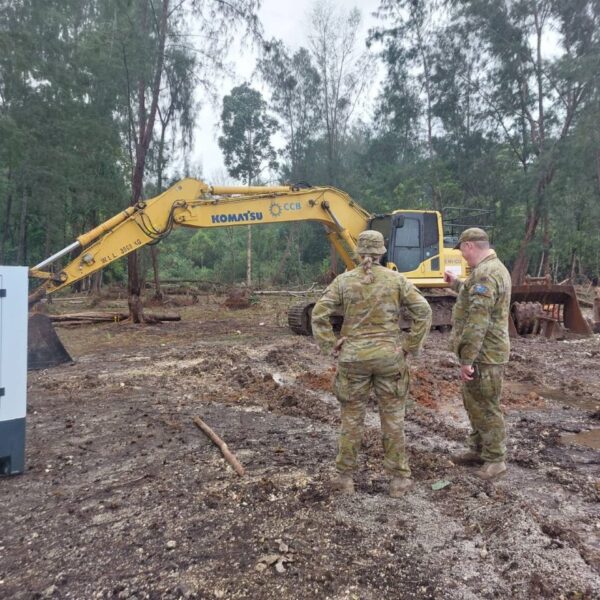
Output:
(312, 264), (432, 362)
(450, 251), (511, 365)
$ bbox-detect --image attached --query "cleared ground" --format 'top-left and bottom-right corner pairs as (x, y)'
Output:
(1, 293), (599, 599)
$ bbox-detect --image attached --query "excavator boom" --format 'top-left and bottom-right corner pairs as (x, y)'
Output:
(30, 179), (372, 294)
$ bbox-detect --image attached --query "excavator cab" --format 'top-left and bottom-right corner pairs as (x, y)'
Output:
(369, 211), (464, 284)
(387, 211), (441, 274)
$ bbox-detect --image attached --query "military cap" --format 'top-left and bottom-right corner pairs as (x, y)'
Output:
(454, 227), (489, 249)
(356, 230), (386, 255)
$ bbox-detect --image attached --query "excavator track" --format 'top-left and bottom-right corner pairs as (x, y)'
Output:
(424, 294), (455, 330)
(288, 302), (315, 336)
(288, 293), (456, 337)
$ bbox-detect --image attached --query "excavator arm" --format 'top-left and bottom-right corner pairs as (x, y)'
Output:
(30, 178), (372, 294)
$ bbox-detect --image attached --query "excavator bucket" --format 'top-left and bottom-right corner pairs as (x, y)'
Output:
(27, 313), (73, 370)
(510, 278), (592, 338)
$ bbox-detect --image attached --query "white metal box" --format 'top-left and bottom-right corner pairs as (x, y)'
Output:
(0, 266), (27, 475)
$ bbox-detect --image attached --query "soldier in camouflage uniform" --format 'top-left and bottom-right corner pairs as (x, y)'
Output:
(444, 228), (511, 480)
(312, 230), (432, 497)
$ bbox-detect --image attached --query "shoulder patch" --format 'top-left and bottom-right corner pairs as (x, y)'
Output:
(472, 283), (492, 296)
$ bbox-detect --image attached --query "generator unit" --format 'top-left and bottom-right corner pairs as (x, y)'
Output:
(0, 266), (27, 475)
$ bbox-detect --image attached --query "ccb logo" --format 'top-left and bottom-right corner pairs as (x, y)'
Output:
(269, 201), (302, 217)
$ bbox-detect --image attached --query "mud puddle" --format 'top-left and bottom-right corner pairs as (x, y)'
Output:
(505, 381), (600, 411)
(539, 386), (600, 411)
(561, 428), (600, 450)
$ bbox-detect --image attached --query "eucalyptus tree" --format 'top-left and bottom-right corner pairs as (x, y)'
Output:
(308, 0), (375, 186)
(258, 40), (322, 182)
(0, 0), (127, 267)
(111, 0), (260, 320)
(218, 83), (277, 286)
(219, 84), (278, 187)
(148, 45), (197, 300)
(452, 0), (600, 282)
(371, 1), (442, 159)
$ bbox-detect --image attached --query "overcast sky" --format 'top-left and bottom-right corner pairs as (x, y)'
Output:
(191, 0), (382, 183)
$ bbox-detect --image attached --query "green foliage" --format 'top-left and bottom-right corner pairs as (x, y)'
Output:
(257, 41), (322, 182)
(218, 84), (277, 185)
(2, 0), (599, 288)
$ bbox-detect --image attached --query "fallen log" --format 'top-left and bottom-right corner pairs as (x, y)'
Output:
(192, 416), (245, 477)
(253, 289), (324, 297)
(49, 311), (181, 323)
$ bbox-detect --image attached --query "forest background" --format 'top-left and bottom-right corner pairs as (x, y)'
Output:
(1, 0), (600, 297)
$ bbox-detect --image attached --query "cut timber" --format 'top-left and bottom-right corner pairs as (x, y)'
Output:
(192, 416), (245, 477)
(48, 311), (181, 323)
(254, 283), (322, 297)
(254, 289), (323, 297)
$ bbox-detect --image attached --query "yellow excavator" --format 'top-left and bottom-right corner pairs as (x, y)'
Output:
(27, 178), (591, 367)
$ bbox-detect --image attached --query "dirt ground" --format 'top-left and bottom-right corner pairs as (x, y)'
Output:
(2, 292), (599, 599)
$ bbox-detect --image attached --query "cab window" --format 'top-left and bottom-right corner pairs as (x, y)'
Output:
(393, 217), (421, 272)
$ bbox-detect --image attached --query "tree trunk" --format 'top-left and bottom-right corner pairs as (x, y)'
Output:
(541, 212), (550, 277)
(536, 250), (545, 278)
(44, 214), (52, 258)
(16, 188), (28, 265)
(596, 148), (600, 195)
(228, 227), (236, 283)
(0, 167), (13, 263)
(151, 103), (172, 302)
(150, 245), (163, 300)
(511, 209), (540, 284)
(89, 270), (102, 294)
(127, 0), (170, 323)
(570, 251), (579, 281)
(295, 224), (302, 283)
(128, 253), (145, 322)
(1, 191), (13, 264)
(511, 165), (556, 284)
(246, 225), (252, 287)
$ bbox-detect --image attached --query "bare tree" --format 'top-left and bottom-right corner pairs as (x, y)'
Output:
(121, 0), (261, 320)
(308, 0), (375, 185)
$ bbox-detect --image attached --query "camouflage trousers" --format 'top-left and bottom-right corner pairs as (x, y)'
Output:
(462, 363), (506, 463)
(334, 355), (410, 477)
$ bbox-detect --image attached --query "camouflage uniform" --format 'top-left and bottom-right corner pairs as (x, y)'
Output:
(312, 235), (432, 478)
(450, 244), (511, 463)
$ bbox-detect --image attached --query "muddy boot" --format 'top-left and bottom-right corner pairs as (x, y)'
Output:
(451, 450), (483, 465)
(331, 474), (355, 495)
(476, 461), (507, 481)
(389, 477), (414, 498)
